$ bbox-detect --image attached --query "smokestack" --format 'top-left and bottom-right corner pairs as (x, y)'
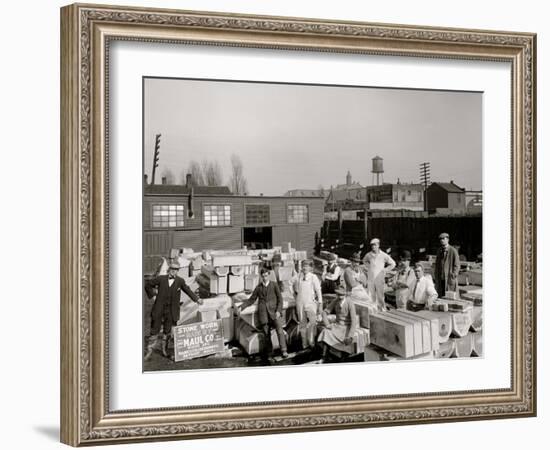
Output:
(186, 173), (192, 188)
(162, 176), (167, 185)
(143, 174), (148, 185)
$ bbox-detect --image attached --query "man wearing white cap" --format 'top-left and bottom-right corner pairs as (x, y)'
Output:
(362, 238), (396, 311)
(293, 260), (323, 349)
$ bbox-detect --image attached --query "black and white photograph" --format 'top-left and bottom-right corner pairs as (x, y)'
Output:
(142, 77), (483, 372)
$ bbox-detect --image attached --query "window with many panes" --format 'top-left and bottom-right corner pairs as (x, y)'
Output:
(245, 205), (270, 225)
(152, 204), (184, 228)
(287, 205), (308, 224)
(204, 204), (231, 227)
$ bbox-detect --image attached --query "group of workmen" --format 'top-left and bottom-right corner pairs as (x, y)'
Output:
(144, 232), (461, 364)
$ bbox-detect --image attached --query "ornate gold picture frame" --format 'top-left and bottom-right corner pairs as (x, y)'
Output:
(60, 3), (536, 446)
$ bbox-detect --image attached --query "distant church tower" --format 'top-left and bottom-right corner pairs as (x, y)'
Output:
(346, 170), (352, 187)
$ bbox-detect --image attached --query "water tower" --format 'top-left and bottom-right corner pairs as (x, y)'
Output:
(371, 156), (384, 185)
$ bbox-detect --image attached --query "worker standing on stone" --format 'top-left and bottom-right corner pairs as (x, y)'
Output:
(363, 238), (396, 311)
(407, 263), (438, 311)
(434, 232), (460, 298)
(241, 267), (288, 361)
(322, 253), (341, 294)
(144, 260), (203, 361)
(293, 260), (323, 349)
(392, 250), (416, 309)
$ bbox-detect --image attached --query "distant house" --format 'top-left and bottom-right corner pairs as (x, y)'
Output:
(326, 182), (424, 213)
(366, 183), (424, 211)
(426, 181), (466, 214)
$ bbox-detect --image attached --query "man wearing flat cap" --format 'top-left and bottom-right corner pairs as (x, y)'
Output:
(144, 259), (203, 361)
(434, 232), (460, 298)
(363, 238), (396, 311)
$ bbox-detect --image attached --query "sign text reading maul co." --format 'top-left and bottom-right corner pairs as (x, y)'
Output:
(173, 320), (224, 362)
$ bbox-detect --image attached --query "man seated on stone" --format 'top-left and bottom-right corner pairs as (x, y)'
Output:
(407, 263), (438, 311)
(317, 287), (358, 362)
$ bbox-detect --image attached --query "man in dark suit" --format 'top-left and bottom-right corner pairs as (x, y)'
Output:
(240, 267), (288, 361)
(434, 232), (460, 298)
(144, 260), (203, 361)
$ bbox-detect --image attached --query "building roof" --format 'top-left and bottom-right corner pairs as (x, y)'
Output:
(145, 184), (232, 196)
(430, 182), (465, 193)
(284, 189), (326, 197)
(334, 182), (363, 190)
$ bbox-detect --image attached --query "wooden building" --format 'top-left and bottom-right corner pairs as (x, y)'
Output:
(426, 181), (466, 214)
(143, 183), (325, 273)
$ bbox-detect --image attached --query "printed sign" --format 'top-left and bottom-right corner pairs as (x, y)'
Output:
(173, 320), (225, 362)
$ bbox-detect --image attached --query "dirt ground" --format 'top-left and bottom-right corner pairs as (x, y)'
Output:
(142, 295), (352, 372)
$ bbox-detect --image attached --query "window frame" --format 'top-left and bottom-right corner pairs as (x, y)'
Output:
(150, 203), (185, 229)
(245, 204), (271, 226)
(203, 203), (232, 228)
(286, 203), (309, 224)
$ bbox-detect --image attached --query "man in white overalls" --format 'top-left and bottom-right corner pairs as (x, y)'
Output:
(293, 260), (323, 349)
(363, 238), (396, 311)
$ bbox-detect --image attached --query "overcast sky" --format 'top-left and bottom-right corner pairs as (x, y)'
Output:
(144, 78), (482, 195)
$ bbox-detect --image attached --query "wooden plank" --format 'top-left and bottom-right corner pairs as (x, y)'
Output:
(391, 310), (433, 353)
(414, 310), (452, 344)
(369, 313), (415, 358)
(382, 311), (423, 355)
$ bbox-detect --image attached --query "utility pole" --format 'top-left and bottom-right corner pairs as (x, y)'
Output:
(419, 162), (430, 211)
(151, 133), (161, 185)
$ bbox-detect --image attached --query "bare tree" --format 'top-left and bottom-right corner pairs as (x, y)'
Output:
(317, 184), (326, 198)
(160, 168), (175, 184)
(201, 159), (224, 186)
(229, 154), (248, 195)
(184, 160), (205, 186)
